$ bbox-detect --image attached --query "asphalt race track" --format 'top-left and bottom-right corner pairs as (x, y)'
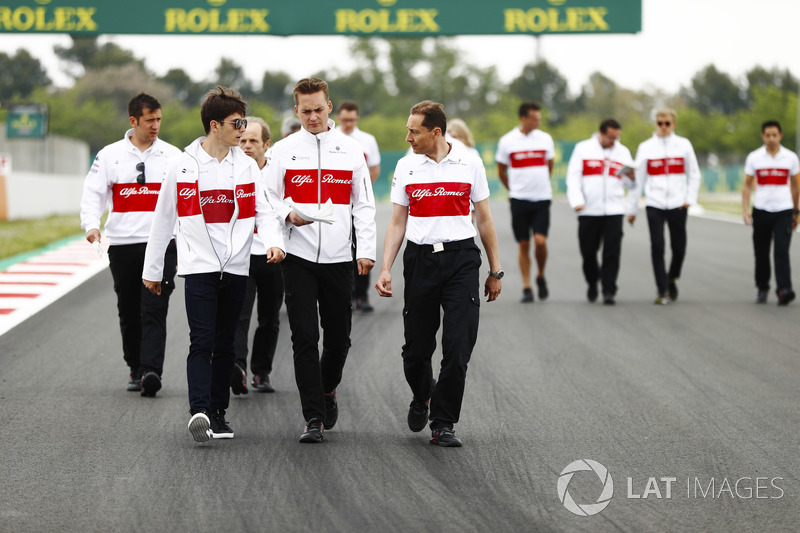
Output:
(1, 199), (798, 532)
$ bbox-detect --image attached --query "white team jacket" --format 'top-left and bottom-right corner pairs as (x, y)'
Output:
(142, 138), (284, 281)
(264, 121), (377, 264)
(566, 135), (634, 216)
(628, 133), (701, 213)
(80, 130), (181, 245)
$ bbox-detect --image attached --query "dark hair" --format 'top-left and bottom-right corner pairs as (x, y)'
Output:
(518, 102), (541, 117)
(762, 120), (782, 133)
(128, 92), (161, 120)
(410, 100), (447, 136)
(200, 86), (247, 134)
(599, 118), (621, 133)
(245, 116), (270, 143)
(337, 100), (359, 114)
(293, 77), (329, 104)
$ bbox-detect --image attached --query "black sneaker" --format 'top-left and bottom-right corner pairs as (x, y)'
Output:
(756, 289), (768, 304)
(777, 288), (796, 306)
(140, 371), (161, 397)
(536, 277), (549, 300)
(252, 373), (275, 393)
(127, 370), (142, 392)
(587, 284), (598, 303)
(430, 427), (462, 447)
(356, 299), (374, 312)
(324, 390), (338, 430)
(668, 278), (679, 301)
(520, 287), (534, 303)
(209, 410), (234, 439)
(188, 411), (211, 443)
(602, 293), (616, 306)
(299, 418), (324, 443)
(408, 398), (429, 432)
(230, 363), (248, 395)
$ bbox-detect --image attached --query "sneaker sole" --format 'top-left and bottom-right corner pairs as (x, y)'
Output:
(188, 414), (211, 443)
(210, 431), (234, 439)
(299, 433), (324, 443)
(429, 437), (463, 447)
(141, 373), (161, 397)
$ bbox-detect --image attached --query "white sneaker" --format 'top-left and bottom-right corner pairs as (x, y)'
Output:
(188, 412), (211, 442)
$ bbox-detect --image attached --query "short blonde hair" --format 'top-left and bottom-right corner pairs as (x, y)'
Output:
(448, 118), (475, 148)
(655, 107), (677, 122)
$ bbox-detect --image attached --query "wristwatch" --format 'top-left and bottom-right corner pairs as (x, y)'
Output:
(488, 270), (504, 279)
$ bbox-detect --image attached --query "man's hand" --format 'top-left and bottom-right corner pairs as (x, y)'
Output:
(267, 247), (285, 263)
(375, 271), (393, 297)
(86, 229), (101, 244)
(484, 276), (502, 302)
(286, 211), (313, 227)
(627, 215), (636, 226)
(143, 279), (161, 296)
(743, 211), (753, 225)
(357, 258), (374, 276)
(574, 204), (585, 212)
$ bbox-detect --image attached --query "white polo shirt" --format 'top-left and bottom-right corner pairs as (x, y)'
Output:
(338, 126), (381, 169)
(495, 127), (555, 202)
(744, 145), (800, 212)
(392, 143), (490, 245)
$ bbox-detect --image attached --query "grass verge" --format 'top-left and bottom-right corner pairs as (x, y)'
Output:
(0, 213), (83, 260)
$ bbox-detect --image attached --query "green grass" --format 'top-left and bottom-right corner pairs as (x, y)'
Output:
(0, 213), (83, 260)
(700, 202), (744, 216)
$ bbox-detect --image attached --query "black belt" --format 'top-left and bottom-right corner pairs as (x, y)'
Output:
(406, 238), (475, 253)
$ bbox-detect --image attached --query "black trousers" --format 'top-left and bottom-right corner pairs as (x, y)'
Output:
(402, 239), (481, 431)
(282, 254), (353, 422)
(235, 255), (284, 376)
(184, 272), (248, 413)
(578, 215), (623, 296)
(107, 240), (177, 376)
(646, 206), (688, 294)
(752, 208), (794, 292)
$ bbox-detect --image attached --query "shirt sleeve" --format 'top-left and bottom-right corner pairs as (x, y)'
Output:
(253, 164), (285, 252)
(494, 136), (510, 166)
(743, 151), (756, 176)
(470, 160), (491, 203)
(142, 159), (179, 282)
(79, 150), (111, 232)
(565, 143), (585, 209)
(545, 133), (556, 161)
(684, 140), (702, 206)
(263, 145), (293, 225)
(351, 158), (377, 261)
(390, 161), (409, 207)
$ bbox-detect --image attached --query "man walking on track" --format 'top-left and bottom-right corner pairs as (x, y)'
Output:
(376, 100), (503, 448)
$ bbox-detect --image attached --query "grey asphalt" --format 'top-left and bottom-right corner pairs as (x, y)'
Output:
(1, 199), (798, 532)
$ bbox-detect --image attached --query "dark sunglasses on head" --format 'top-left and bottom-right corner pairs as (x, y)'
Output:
(657, 121), (672, 127)
(136, 162), (145, 184)
(219, 118), (248, 130)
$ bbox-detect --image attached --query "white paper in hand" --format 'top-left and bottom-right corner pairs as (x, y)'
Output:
(285, 197), (336, 224)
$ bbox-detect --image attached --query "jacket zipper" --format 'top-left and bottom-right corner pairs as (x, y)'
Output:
(316, 136), (322, 263)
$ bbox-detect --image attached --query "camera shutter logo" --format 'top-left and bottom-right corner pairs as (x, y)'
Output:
(557, 459), (614, 516)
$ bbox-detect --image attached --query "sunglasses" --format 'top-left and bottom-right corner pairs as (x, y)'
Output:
(657, 121), (672, 127)
(219, 118), (248, 130)
(136, 162), (145, 185)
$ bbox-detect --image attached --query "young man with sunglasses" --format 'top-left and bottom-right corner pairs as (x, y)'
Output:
(143, 86), (285, 442)
(80, 92), (181, 396)
(627, 108), (701, 304)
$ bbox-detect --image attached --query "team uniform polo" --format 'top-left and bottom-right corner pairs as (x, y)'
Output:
(744, 144), (799, 294)
(566, 135), (635, 298)
(79, 129), (181, 379)
(392, 142), (489, 431)
(392, 145), (490, 244)
(495, 127), (555, 201)
(337, 125), (381, 170)
(745, 145), (799, 213)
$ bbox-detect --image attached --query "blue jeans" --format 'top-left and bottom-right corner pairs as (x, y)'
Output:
(184, 272), (248, 413)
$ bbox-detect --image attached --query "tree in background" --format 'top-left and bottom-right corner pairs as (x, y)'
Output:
(680, 64), (747, 115)
(508, 60), (571, 124)
(0, 49), (51, 105)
